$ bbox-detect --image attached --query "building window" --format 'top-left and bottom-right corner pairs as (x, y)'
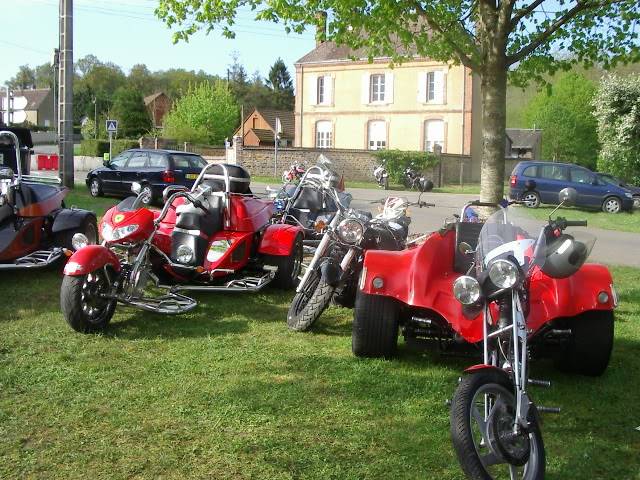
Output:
(367, 120), (387, 150)
(317, 76), (325, 105)
(316, 121), (332, 148)
(370, 74), (385, 103)
(424, 120), (444, 152)
(419, 71), (445, 104)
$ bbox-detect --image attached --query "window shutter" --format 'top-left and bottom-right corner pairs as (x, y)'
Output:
(442, 72), (448, 104)
(324, 75), (333, 105)
(385, 72), (394, 104)
(361, 73), (370, 104)
(434, 71), (444, 104)
(417, 72), (426, 103)
(309, 74), (318, 105)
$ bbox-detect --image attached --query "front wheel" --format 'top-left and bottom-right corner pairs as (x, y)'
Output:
(352, 290), (399, 358)
(287, 270), (335, 331)
(139, 183), (154, 206)
(450, 370), (545, 480)
(383, 176), (389, 190)
(602, 196), (621, 214)
(89, 177), (103, 197)
(60, 270), (116, 333)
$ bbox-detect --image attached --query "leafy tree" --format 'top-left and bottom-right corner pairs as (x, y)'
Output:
(7, 65), (36, 90)
(75, 54), (101, 77)
(81, 118), (97, 140)
(34, 63), (54, 89)
(111, 87), (153, 138)
(156, 0), (640, 203)
(128, 64), (156, 96)
(594, 74), (640, 183)
(523, 73), (598, 168)
(163, 81), (239, 145)
(266, 58), (294, 111)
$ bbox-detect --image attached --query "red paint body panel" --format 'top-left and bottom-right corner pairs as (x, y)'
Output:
(63, 245), (121, 275)
(228, 195), (274, 232)
(361, 229), (616, 344)
(101, 204), (156, 243)
(205, 231), (254, 273)
(258, 224), (303, 256)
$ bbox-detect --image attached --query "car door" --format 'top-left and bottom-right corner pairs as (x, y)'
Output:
(536, 164), (569, 204)
(568, 167), (598, 207)
(120, 151), (149, 194)
(101, 152), (131, 194)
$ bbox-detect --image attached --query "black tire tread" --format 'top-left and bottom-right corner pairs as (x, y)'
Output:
(352, 290), (399, 358)
(287, 277), (335, 331)
(268, 235), (303, 289)
(60, 274), (114, 333)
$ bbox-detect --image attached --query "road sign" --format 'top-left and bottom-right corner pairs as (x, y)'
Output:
(106, 120), (118, 133)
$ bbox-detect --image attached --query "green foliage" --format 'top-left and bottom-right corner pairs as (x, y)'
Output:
(112, 139), (140, 157)
(7, 65), (36, 90)
(373, 150), (439, 183)
(266, 58), (294, 111)
(111, 87), (152, 138)
(523, 73), (598, 168)
(81, 118), (97, 140)
(163, 81), (239, 145)
(79, 139), (110, 157)
(594, 74), (640, 184)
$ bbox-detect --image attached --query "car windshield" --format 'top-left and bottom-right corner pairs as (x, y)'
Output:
(172, 154), (207, 169)
(598, 174), (624, 186)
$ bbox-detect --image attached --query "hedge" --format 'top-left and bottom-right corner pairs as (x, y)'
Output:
(79, 139), (139, 158)
(373, 150), (440, 183)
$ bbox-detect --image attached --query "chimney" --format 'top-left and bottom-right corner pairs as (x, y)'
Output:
(315, 11), (327, 47)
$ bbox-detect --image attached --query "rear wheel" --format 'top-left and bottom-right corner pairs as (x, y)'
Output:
(89, 177), (103, 197)
(521, 191), (540, 209)
(352, 290), (399, 358)
(60, 270), (116, 333)
(602, 196), (621, 213)
(268, 235), (303, 289)
(633, 195), (640, 209)
(451, 370), (545, 480)
(139, 183), (154, 206)
(287, 270), (335, 331)
(554, 310), (614, 376)
(383, 176), (389, 190)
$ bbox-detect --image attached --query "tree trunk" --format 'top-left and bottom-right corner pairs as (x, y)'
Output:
(479, 66), (508, 204)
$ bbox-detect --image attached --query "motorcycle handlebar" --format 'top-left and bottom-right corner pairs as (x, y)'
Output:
(563, 219), (588, 227)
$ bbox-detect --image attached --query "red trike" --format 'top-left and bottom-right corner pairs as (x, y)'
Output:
(61, 163), (303, 333)
(352, 195), (616, 377)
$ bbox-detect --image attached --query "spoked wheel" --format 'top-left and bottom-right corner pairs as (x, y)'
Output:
(451, 370), (545, 480)
(521, 191), (540, 209)
(61, 269), (116, 333)
(139, 184), (154, 206)
(602, 196), (621, 214)
(89, 177), (103, 197)
(287, 269), (335, 331)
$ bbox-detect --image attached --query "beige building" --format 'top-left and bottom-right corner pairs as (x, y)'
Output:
(294, 41), (480, 155)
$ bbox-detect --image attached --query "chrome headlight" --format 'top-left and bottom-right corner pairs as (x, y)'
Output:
(176, 244), (194, 264)
(101, 223), (113, 241)
(103, 223), (139, 242)
(337, 218), (364, 244)
(488, 259), (519, 289)
(71, 233), (89, 251)
(624, 192), (633, 198)
(453, 275), (481, 305)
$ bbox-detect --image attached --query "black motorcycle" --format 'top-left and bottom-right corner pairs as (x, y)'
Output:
(287, 195), (433, 331)
(373, 160), (389, 190)
(403, 164), (434, 192)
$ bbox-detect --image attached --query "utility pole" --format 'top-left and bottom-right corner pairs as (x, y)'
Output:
(58, 0), (74, 187)
(52, 48), (59, 135)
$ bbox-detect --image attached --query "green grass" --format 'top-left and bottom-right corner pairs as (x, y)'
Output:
(1, 190), (637, 479)
(523, 205), (640, 233)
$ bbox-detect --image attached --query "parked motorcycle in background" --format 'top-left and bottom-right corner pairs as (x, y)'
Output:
(288, 192), (433, 332)
(449, 188), (612, 479)
(282, 161), (306, 183)
(373, 160), (389, 190)
(403, 163), (434, 192)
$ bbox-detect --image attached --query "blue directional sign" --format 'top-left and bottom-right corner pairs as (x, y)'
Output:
(106, 120), (118, 133)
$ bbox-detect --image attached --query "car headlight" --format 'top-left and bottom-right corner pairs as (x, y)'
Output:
(624, 192), (633, 198)
(488, 259), (519, 289)
(176, 244), (194, 264)
(71, 233), (89, 250)
(453, 275), (481, 305)
(103, 223), (139, 242)
(337, 219), (364, 244)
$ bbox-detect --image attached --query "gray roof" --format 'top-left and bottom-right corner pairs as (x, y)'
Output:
(506, 129), (542, 149)
(14, 88), (51, 110)
(296, 40), (418, 65)
(257, 108), (295, 139)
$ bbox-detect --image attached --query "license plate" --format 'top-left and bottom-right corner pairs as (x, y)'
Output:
(186, 173), (198, 180)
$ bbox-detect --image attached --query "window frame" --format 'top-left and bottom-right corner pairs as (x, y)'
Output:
(367, 120), (387, 151)
(539, 164), (568, 181)
(124, 151), (149, 169)
(315, 120), (333, 149)
(424, 119), (445, 153)
(369, 74), (386, 103)
(317, 76), (325, 105)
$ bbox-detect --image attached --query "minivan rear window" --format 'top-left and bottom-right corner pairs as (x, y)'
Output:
(172, 154), (207, 169)
(522, 165), (537, 177)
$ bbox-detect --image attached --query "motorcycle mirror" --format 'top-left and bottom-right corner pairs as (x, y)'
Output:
(131, 182), (142, 195)
(459, 242), (474, 255)
(558, 187), (577, 207)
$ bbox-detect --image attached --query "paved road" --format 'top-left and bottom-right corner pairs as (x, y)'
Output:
(255, 182), (640, 267)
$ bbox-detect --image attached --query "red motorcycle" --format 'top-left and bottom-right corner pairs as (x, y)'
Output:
(61, 163), (303, 333)
(352, 191), (616, 378)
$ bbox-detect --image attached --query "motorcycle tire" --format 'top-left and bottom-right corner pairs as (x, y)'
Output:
(287, 270), (335, 332)
(60, 271), (116, 333)
(554, 310), (614, 376)
(267, 235), (303, 289)
(383, 176), (389, 190)
(450, 370), (545, 480)
(352, 290), (399, 358)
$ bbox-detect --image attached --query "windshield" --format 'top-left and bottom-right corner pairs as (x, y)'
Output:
(598, 174), (622, 186)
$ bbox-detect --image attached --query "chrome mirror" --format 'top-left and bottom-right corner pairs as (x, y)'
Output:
(558, 187), (577, 207)
(131, 182), (142, 195)
(459, 242), (474, 255)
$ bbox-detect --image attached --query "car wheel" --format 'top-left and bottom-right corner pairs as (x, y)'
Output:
(633, 195), (640, 209)
(139, 184), (154, 206)
(89, 177), (103, 197)
(522, 191), (540, 208)
(602, 196), (621, 214)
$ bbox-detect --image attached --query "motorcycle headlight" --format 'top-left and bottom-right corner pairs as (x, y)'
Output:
(337, 218), (364, 244)
(101, 223), (113, 241)
(103, 224), (139, 242)
(453, 275), (481, 305)
(488, 259), (519, 289)
(176, 244), (194, 264)
(71, 233), (89, 251)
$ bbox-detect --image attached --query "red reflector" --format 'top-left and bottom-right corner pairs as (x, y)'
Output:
(510, 175), (517, 186)
(162, 170), (175, 183)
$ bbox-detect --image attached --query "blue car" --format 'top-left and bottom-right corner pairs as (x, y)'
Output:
(509, 161), (635, 213)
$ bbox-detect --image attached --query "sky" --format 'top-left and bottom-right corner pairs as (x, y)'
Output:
(1, 0), (317, 85)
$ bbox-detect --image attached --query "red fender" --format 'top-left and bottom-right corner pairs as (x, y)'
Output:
(258, 224), (303, 256)
(63, 245), (121, 276)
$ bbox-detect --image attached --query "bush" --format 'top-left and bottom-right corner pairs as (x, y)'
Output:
(112, 139), (139, 156)
(373, 150), (439, 183)
(79, 139), (139, 157)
